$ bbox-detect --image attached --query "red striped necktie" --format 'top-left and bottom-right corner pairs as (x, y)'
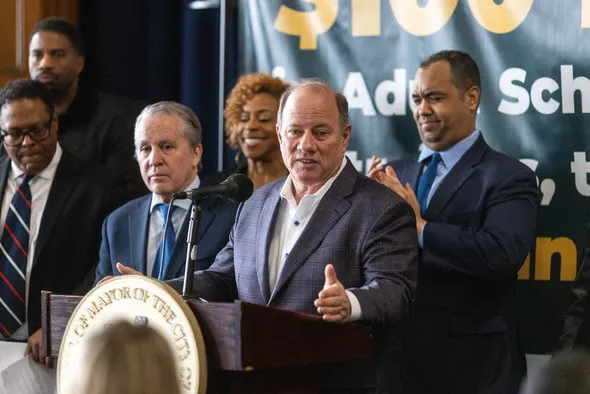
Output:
(0, 174), (32, 338)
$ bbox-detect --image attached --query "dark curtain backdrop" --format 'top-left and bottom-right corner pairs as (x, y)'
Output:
(78, 0), (238, 177)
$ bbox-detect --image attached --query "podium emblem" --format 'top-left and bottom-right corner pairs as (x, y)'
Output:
(57, 275), (207, 394)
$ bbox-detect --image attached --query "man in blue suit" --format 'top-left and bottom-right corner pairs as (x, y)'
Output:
(369, 50), (539, 393)
(95, 102), (237, 283)
(119, 80), (419, 393)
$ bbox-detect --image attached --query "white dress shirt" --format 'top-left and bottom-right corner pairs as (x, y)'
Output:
(0, 144), (63, 340)
(146, 175), (200, 278)
(268, 158), (361, 321)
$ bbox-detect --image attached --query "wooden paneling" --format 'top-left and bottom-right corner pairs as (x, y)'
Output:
(0, 0), (78, 87)
(0, 2), (19, 72)
(42, 0), (78, 25)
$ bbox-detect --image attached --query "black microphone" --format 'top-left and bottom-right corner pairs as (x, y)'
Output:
(173, 173), (253, 202)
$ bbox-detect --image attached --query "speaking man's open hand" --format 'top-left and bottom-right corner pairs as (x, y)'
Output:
(314, 264), (351, 323)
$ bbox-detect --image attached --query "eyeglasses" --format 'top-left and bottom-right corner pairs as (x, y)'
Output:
(0, 115), (53, 146)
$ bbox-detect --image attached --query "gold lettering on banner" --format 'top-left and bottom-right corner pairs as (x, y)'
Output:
(352, 0), (380, 36)
(534, 237), (577, 281)
(518, 254), (531, 280)
(273, 0), (338, 50)
(468, 0), (534, 34)
(272, 0), (585, 43)
(389, 0), (458, 36)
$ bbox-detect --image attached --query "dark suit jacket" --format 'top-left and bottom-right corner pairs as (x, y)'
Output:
(394, 136), (539, 394)
(57, 80), (147, 200)
(169, 160), (419, 393)
(0, 152), (124, 336)
(95, 193), (238, 283)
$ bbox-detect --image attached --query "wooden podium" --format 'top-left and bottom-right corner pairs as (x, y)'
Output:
(41, 291), (372, 393)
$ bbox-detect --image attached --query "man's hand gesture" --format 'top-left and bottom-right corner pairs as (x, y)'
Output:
(314, 264), (351, 323)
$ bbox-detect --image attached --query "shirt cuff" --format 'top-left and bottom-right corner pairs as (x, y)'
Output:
(345, 290), (362, 322)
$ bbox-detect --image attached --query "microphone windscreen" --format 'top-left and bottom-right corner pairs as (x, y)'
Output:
(225, 173), (253, 202)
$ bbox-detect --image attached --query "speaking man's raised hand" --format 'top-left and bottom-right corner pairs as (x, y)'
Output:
(314, 264), (351, 323)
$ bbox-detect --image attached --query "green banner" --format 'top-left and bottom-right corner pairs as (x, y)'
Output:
(238, 0), (590, 354)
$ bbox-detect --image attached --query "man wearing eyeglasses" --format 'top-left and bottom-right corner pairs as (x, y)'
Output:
(0, 79), (124, 394)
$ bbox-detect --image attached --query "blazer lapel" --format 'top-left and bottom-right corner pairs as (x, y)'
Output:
(257, 182), (283, 305)
(400, 154), (422, 191)
(34, 154), (78, 267)
(129, 196), (151, 275)
(269, 162), (355, 303)
(425, 136), (487, 216)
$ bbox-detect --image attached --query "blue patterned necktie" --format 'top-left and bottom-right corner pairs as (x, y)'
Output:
(152, 203), (176, 280)
(0, 174), (33, 338)
(416, 153), (442, 215)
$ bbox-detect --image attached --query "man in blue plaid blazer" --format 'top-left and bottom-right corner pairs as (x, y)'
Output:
(121, 79), (419, 393)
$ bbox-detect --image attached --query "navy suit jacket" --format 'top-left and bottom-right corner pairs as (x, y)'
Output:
(95, 193), (238, 283)
(170, 160), (419, 392)
(395, 136), (539, 394)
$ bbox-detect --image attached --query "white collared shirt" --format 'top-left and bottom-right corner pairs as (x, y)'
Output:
(146, 175), (200, 278)
(268, 158), (361, 320)
(0, 144), (63, 340)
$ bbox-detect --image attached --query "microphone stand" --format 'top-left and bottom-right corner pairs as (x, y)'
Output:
(182, 200), (202, 299)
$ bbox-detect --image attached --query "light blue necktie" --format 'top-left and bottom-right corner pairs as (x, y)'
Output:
(152, 203), (176, 280)
(416, 153), (441, 215)
(0, 174), (32, 338)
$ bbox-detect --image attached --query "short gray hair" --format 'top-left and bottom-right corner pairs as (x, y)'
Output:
(134, 101), (203, 169)
(276, 78), (349, 134)
(135, 101), (202, 149)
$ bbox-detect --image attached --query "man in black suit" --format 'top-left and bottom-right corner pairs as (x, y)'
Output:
(369, 50), (539, 393)
(0, 79), (123, 393)
(28, 17), (146, 200)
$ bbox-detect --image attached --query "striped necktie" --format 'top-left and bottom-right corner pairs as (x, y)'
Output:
(0, 174), (33, 338)
(152, 203), (176, 280)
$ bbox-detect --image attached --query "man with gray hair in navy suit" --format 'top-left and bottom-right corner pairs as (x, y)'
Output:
(95, 101), (238, 284)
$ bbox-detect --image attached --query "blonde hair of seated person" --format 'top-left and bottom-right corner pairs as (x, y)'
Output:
(66, 320), (180, 394)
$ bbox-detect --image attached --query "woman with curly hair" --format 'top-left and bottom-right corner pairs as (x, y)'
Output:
(207, 73), (289, 189)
